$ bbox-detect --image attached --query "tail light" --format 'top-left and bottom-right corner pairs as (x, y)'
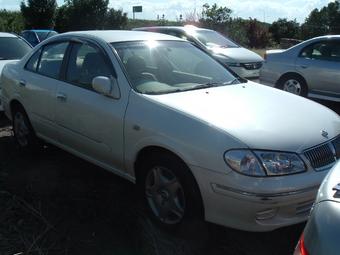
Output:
(293, 233), (309, 255)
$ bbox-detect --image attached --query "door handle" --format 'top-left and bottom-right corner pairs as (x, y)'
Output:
(299, 65), (308, 69)
(19, 80), (26, 87)
(56, 93), (67, 101)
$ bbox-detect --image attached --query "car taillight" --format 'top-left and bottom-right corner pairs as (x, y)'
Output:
(294, 234), (309, 255)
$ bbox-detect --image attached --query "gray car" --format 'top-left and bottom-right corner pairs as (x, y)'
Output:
(260, 35), (340, 102)
(133, 26), (264, 79)
(294, 159), (340, 255)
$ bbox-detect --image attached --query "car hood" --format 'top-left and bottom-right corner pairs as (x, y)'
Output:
(146, 81), (340, 152)
(210, 46), (263, 63)
(316, 161), (340, 204)
(0, 60), (15, 73)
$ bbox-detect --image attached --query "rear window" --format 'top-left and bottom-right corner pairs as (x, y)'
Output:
(0, 37), (32, 60)
(36, 31), (58, 41)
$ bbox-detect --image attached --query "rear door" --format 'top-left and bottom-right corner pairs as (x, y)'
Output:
(296, 39), (340, 97)
(21, 41), (69, 140)
(55, 40), (127, 170)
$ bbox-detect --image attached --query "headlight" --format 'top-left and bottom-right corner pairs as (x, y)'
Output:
(224, 150), (306, 177)
(226, 62), (242, 67)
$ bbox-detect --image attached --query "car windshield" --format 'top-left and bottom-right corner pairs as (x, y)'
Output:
(194, 30), (239, 48)
(112, 40), (239, 95)
(36, 31), (57, 41)
(0, 37), (31, 60)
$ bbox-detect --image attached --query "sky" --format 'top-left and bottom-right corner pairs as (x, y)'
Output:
(0, 0), (335, 23)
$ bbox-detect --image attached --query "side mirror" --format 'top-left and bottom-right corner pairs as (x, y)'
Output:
(92, 76), (120, 99)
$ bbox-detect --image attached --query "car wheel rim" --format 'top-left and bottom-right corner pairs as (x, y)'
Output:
(283, 79), (301, 95)
(145, 166), (185, 225)
(14, 112), (29, 147)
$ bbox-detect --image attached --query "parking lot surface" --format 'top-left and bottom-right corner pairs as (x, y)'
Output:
(0, 98), (338, 255)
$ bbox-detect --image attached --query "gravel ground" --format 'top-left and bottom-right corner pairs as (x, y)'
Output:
(0, 99), (338, 255)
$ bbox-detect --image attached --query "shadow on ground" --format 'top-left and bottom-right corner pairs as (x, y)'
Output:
(1, 96), (338, 255)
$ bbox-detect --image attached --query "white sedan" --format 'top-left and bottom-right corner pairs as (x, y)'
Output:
(1, 31), (339, 232)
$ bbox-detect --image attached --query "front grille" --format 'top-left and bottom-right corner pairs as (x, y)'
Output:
(242, 62), (263, 70)
(304, 137), (339, 170)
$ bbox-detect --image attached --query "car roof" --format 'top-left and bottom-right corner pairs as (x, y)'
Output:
(0, 32), (18, 38)
(133, 26), (212, 32)
(60, 30), (184, 43)
(25, 29), (56, 32)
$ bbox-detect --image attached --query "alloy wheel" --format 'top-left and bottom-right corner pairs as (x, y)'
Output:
(283, 79), (302, 95)
(145, 166), (186, 225)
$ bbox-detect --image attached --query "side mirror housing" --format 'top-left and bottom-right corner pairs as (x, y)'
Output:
(92, 76), (120, 99)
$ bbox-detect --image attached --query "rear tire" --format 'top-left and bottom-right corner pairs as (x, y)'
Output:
(12, 107), (39, 151)
(138, 152), (203, 231)
(277, 74), (308, 97)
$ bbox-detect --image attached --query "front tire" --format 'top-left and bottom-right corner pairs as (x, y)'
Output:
(139, 153), (203, 230)
(277, 74), (308, 96)
(12, 107), (39, 150)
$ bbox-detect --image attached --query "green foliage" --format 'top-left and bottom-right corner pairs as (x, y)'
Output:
(245, 19), (271, 48)
(226, 18), (249, 46)
(269, 18), (300, 43)
(104, 8), (128, 29)
(0, 10), (24, 33)
(20, 0), (57, 29)
(56, 0), (109, 31)
(200, 3), (232, 29)
(301, 1), (340, 39)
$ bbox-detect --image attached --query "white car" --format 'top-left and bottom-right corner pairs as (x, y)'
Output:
(133, 26), (264, 79)
(0, 32), (32, 111)
(1, 31), (339, 232)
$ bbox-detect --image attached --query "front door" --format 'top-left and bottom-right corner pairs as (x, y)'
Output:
(55, 41), (127, 171)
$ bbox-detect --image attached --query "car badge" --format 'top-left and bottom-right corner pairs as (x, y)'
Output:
(321, 130), (328, 138)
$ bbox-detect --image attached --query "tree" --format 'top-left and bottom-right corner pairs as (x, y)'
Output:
(0, 10), (24, 33)
(20, 0), (57, 29)
(301, 1), (340, 39)
(56, 0), (109, 31)
(245, 19), (271, 48)
(269, 18), (300, 44)
(200, 3), (232, 29)
(104, 8), (127, 29)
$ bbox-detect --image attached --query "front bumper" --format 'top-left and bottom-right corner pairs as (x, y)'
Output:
(229, 66), (260, 79)
(190, 165), (330, 232)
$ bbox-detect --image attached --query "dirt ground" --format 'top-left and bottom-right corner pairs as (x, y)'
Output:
(0, 99), (338, 255)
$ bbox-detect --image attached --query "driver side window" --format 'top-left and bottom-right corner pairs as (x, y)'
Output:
(66, 43), (113, 91)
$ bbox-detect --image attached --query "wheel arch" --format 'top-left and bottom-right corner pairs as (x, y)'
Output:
(275, 72), (307, 88)
(9, 99), (26, 118)
(134, 145), (205, 219)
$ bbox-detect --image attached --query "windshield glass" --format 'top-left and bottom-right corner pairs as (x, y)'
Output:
(36, 31), (58, 41)
(0, 37), (31, 60)
(112, 41), (238, 95)
(194, 30), (239, 48)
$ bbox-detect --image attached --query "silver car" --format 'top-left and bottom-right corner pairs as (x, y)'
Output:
(133, 26), (264, 79)
(260, 35), (340, 102)
(294, 160), (340, 255)
(1, 31), (339, 232)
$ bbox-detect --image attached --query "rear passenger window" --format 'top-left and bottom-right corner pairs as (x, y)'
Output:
(37, 42), (68, 79)
(26, 49), (41, 72)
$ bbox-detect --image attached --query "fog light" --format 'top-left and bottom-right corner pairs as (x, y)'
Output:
(256, 208), (277, 220)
